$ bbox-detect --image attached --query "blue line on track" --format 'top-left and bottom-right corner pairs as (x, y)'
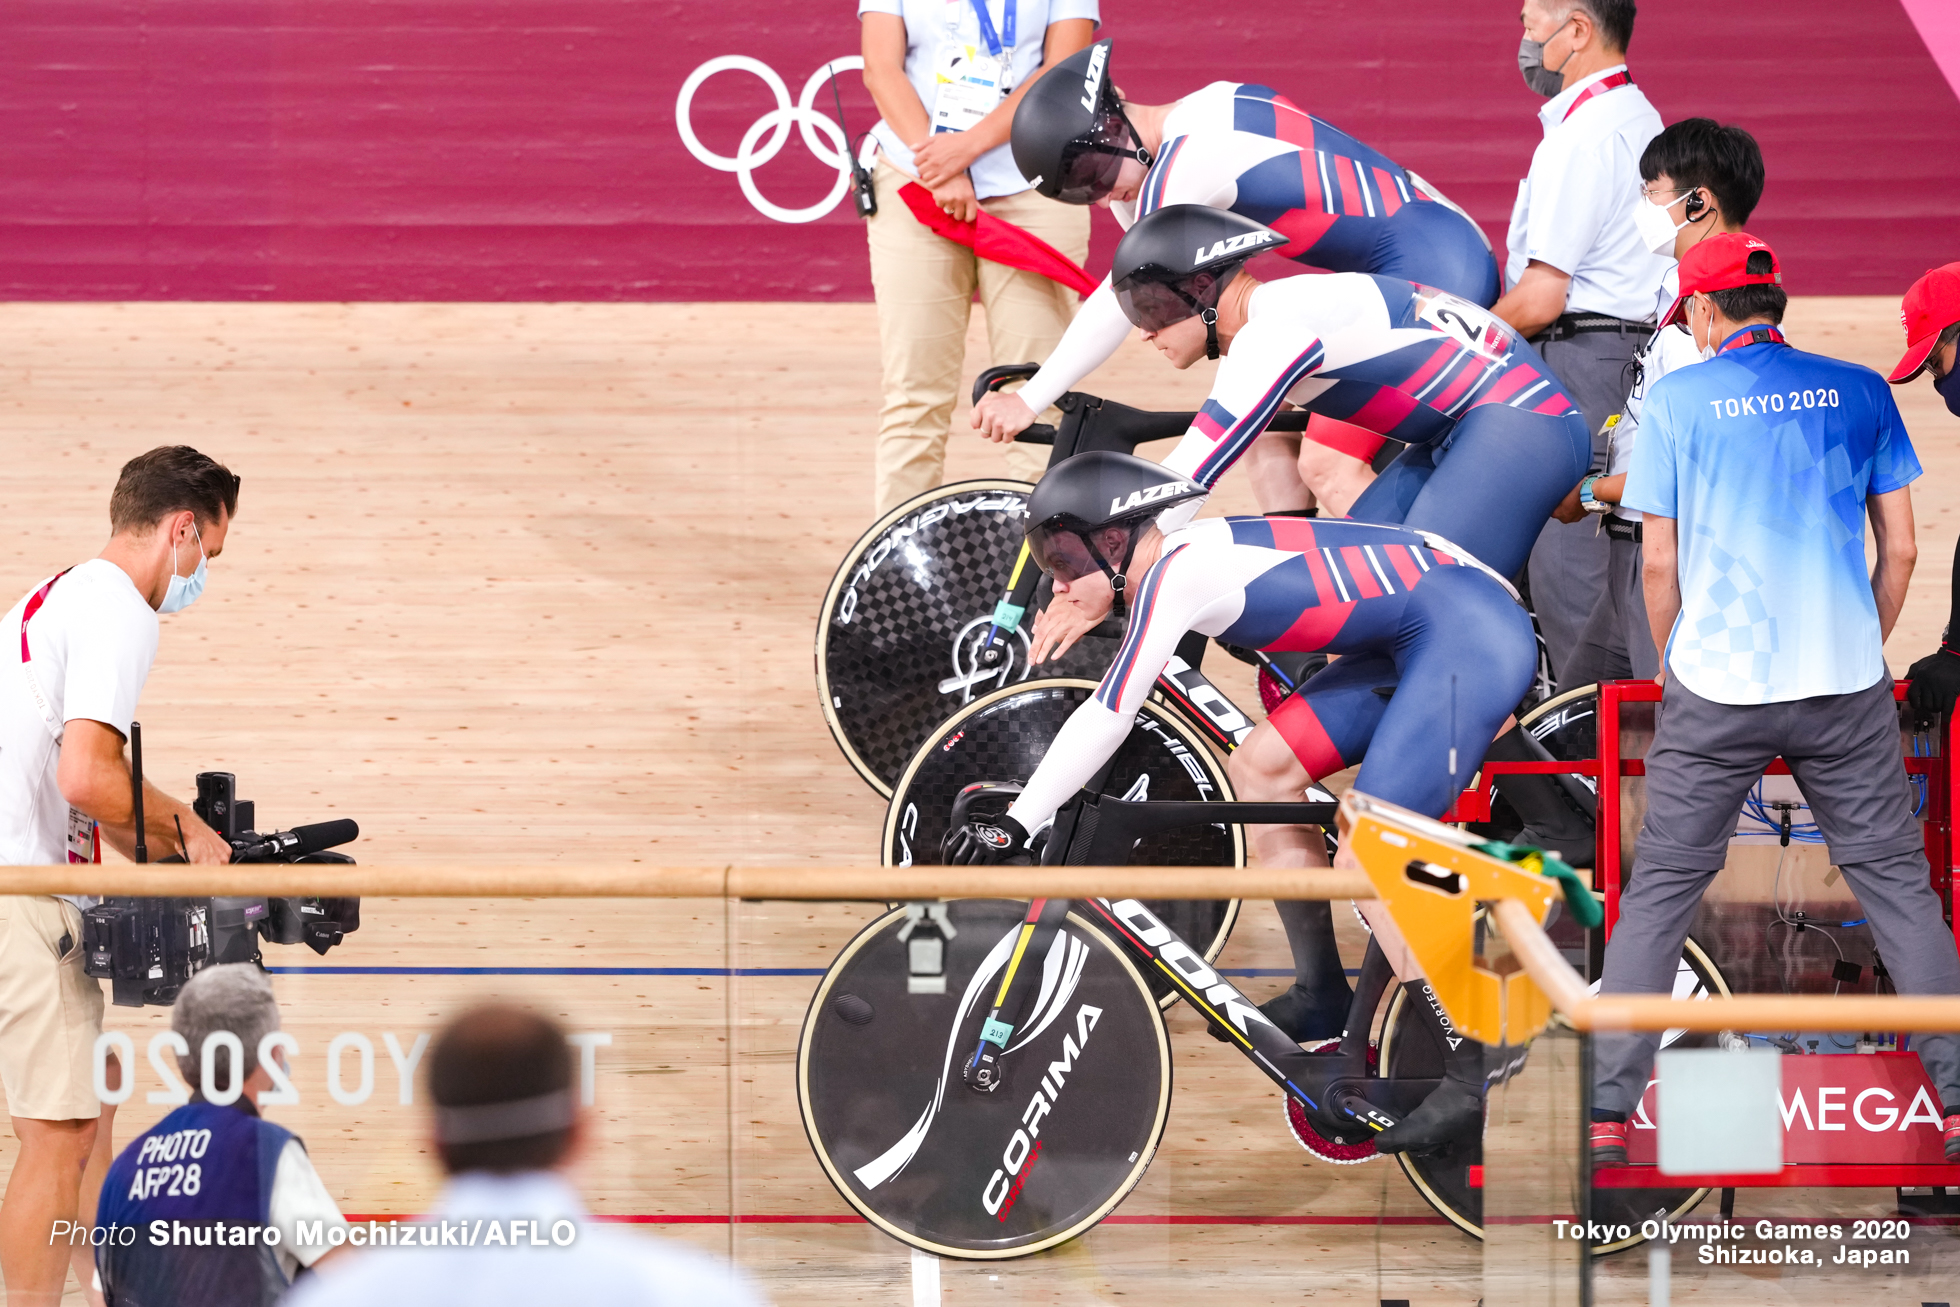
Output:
(264, 965), (1362, 977)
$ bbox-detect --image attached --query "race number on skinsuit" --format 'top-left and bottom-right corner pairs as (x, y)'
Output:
(1413, 289), (1513, 364)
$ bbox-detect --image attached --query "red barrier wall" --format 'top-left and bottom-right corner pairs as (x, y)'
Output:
(2, 2), (1955, 301)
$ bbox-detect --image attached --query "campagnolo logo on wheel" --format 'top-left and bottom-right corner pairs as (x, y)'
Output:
(835, 491), (1027, 626)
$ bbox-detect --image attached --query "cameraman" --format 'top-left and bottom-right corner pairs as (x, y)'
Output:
(94, 965), (348, 1305)
(287, 1005), (767, 1307)
(0, 446), (237, 1305)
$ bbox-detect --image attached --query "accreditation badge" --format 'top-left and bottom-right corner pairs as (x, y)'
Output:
(931, 41), (1006, 134)
(67, 807), (100, 864)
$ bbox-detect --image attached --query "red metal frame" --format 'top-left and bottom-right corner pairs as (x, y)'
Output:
(1444, 679), (1960, 1192)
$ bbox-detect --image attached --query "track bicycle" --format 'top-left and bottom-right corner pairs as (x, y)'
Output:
(800, 780), (1732, 1258)
(816, 366), (1324, 800)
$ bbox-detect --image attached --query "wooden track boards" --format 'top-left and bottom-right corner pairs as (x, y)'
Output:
(2, 299), (1955, 1303)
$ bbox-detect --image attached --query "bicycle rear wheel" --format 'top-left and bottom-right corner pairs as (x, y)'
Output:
(1383, 930), (1728, 1251)
(798, 899), (1171, 1258)
(816, 480), (1122, 797)
(883, 678), (1243, 994)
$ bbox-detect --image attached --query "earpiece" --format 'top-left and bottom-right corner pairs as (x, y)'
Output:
(1684, 189), (1708, 221)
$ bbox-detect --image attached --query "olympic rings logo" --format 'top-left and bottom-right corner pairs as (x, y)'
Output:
(676, 55), (878, 225)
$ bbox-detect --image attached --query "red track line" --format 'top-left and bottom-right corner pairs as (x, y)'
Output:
(343, 1212), (1455, 1226)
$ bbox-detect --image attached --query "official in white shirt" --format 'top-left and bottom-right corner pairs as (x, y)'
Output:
(1494, 0), (1670, 685)
(285, 1005), (768, 1307)
(858, 0), (1099, 513)
(1555, 118), (1766, 688)
(0, 446), (238, 1307)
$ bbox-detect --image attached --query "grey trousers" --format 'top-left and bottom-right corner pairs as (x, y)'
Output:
(1594, 673), (1960, 1115)
(1560, 532), (1659, 686)
(1526, 328), (1645, 687)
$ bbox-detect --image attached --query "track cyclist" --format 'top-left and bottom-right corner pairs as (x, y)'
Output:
(973, 38), (1499, 516)
(1029, 203), (1598, 1046)
(943, 450), (1538, 1154)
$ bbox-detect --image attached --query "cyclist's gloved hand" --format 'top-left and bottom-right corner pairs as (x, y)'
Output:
(942, 813), (1031, 865)
(1905, 646), (1960, 727)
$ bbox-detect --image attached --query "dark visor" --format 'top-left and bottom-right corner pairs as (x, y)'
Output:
(1050, 108), (1141, 205)
(1026, 522), (1110, 582)
(1114, 278), (1204, 332)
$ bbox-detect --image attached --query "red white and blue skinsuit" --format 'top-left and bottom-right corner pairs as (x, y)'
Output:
(1002, 516), (1537, 833)
(1012, 82), (1498, 441)
(1157, 272), (1590, 581)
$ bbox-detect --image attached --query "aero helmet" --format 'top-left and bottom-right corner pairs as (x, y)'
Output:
(1010, 39), (1153, 204)
(1024, 452), (1207, 616)
(1112, 205), (1287, 359)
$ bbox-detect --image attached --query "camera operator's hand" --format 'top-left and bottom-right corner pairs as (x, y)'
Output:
(1906, 645), (1960, 727)
(941, 813), (1030, 865)
(181, 813), (232, 865)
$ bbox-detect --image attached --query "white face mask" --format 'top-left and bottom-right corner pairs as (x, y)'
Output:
(1634, 190), (1696, 258)
(159, 520), (208, 614)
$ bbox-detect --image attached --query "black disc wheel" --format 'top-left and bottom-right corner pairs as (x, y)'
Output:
(1381, 930), (1728, 1252)
(1475, 684), (1600, 843)
(798, 900), (1172, 1258)
(816, 480), (1123, 797)
(883, 678), (1242, 1002)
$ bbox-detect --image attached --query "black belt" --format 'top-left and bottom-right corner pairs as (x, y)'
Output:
(1602, 515), (1642, 543)
(1531, 314), (1655, 345)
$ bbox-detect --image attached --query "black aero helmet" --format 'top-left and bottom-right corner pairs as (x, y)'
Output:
(1025, 452), (1206, 616)
(1010, 39), (1152, 204)
(1112, 205), (1287, 359)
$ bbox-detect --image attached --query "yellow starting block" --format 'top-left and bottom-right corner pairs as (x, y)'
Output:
(1337, 790), (1599, 1047)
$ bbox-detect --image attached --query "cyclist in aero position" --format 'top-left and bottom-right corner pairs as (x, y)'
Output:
(944, 450), (1538, 1153)
(972, 38), (1499, 518)
(1019, 204), (1597, 1042)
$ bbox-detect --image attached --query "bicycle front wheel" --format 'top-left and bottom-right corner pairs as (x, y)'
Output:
(815, 481), (1123, 797)
(883, 678), (1243, 989)
(798, 899), (1172, 1258)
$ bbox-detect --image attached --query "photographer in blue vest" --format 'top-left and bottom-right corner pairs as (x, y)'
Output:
(94, 965), (347, 1305)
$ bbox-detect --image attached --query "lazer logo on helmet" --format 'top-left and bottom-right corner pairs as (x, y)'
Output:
(1107, 481), (1192, 516)
(1195, 231), (1280, 264)
(1077, 43), (1108, 112)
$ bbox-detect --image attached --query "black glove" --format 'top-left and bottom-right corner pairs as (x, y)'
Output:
(941, 813), (1030, 865)
(1905, 646), (1960, 727)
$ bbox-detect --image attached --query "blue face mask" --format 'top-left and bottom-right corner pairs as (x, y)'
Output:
(1936, 364), (1960, 418)
(159, 520), (208, 614)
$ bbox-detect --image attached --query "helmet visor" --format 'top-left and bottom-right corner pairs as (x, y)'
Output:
(1050, 108), (1140, 205)
(1026, 522), (1110, 583)
(1114, 277), (1204, 332)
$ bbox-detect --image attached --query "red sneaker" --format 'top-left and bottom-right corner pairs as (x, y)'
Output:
(1590, 1120), (1629, 1167)
(1944, 1112), (1960, 1162)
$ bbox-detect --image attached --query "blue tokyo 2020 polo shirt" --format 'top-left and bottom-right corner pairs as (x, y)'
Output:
(1622, 327), (1921, 705)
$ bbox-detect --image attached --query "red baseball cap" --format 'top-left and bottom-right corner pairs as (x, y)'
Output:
(1659, 232), (1783, 329)
(1888, 262), (1960, 382)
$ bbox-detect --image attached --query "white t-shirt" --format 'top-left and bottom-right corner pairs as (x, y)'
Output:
(282, 1171), (767, 1307)
(0, 559), (159, 898)
(1504, 65), (1670, 322)
(271, 1138), (351, 1279)
(1602, 268), (1702, 524)
(858, 0), (1100, 199)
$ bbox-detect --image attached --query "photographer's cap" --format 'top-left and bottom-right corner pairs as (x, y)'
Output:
(1659, 232), (1781, 328)
(1888, 262), (1960, 382)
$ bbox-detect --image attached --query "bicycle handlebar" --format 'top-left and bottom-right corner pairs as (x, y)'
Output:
(972, 363), (1307, 459)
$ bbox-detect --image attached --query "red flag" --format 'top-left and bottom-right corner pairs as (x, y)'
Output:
(897, 182), (1099, 297)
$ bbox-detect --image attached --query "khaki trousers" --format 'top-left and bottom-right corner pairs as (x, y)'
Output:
(867, 160), (1091, 515)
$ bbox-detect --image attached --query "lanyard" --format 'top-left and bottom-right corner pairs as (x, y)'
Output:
(15, 569), (70, 743)
(1561, 70), (1632, 122)
(1717, 325), (1786, 355)
(968, 0), (1015, 58)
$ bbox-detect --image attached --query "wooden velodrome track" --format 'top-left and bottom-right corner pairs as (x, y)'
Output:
(4, 298), (1957, 1304)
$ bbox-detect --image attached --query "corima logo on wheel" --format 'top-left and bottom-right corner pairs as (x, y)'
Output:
(980, 1003), (1102, 1219)
(1107, 481), (1197, 516)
